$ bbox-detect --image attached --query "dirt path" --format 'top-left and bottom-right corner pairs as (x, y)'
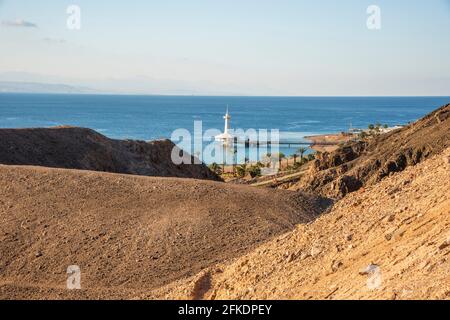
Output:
(251, 168), (308, 188)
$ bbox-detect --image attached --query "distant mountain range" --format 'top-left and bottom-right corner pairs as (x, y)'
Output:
(0, 72), (249, 96)
(0, 81), (96, 94)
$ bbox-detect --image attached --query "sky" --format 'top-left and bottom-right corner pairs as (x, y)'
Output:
(0, 0), (449, 96)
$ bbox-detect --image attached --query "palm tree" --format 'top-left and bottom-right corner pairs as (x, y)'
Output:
(277, 152), (286, 169)
(297, 147), (307, 161)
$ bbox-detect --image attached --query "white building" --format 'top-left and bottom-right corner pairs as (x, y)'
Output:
(215, 107), (235, 143)
(379, 125), (404, 133)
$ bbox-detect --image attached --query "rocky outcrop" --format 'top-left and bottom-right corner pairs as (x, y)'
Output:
(0, 127), (220, 181)
(150, 148), (450, 300)
(293, 103), (450, 198)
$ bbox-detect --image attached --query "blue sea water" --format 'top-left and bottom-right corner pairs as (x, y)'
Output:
(0, 94), (448, 163)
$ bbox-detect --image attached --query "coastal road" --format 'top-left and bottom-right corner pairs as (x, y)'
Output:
(251, 167), (308, 188)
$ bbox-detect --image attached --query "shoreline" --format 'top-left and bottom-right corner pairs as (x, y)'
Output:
(304, 132), (357, 153)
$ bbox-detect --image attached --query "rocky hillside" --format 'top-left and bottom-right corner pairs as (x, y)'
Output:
(150, 148), (450, 300)
(0, 165), (329, 299)
(293, 103), (450, 198)
(0, 127), (219, 181)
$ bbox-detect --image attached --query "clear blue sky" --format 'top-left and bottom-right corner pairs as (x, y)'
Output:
(1, 0), (449, 95)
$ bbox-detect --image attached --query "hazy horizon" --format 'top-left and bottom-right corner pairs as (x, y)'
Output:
(1, 1), (450, 96)
(1, 89), (450, 98)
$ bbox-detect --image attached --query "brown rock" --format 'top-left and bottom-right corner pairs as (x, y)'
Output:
(331, 260), (343, 272)
(387, 214), (396, 222)
(292, 104), (450, 198)
(438, 240), (450, 250)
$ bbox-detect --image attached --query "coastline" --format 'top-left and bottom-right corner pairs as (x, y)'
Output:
(304, 132), (356, 153)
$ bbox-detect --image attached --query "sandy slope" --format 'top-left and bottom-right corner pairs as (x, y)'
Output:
(149, 149), (450, 300)
(1, 106), (448, 300)
(0, 165), (327, 299)
(0, 127), (219, 181)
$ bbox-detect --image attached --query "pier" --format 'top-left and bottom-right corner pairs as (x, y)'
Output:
(214, 108), (346, 154)
(230, 138), (338, 148)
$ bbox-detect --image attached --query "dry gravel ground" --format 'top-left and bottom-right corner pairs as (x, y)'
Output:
(0, 110), (448, 300)
(148, 148), (450, 300)
(0, 165), (327, 300)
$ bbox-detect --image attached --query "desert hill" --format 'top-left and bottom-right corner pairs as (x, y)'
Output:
(293, 103), (450, 198)
(0, 127), (219, 181)
(0, 104), (449, 300)
(149, 148), (450, 300)
(0, 165), (328, 299)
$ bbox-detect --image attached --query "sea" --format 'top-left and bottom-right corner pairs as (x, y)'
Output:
(0, 94), (448, 164)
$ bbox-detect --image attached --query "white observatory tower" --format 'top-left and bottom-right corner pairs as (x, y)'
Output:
(215, 106), (234, 143)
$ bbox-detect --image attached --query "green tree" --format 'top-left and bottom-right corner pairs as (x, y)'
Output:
(297, 147), (307, 160)
(208, 163), (222, 175)
(276, 152), (286, 169)
(256, 161), (264, 168)
(236, 164), (247, 178)
(277, 152), (286, 160)
(368, 124), (375, 130)
(248, 165), (261, 178)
